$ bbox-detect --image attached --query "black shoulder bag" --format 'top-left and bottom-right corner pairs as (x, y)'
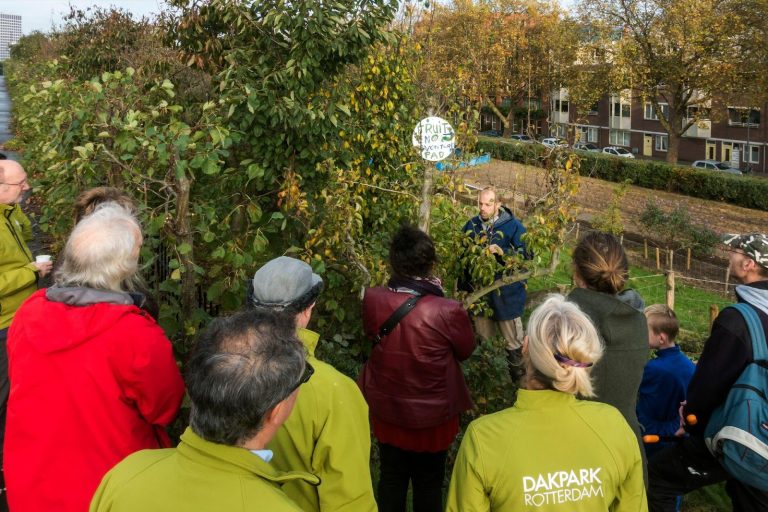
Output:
(374, 295), (422, 344)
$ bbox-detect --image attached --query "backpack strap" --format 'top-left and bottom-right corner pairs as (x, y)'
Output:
(374, 295), (422, 345)
(728, 303), (768, 361)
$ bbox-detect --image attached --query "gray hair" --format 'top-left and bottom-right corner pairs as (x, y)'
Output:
(186, 309), (306, 446)
(526, 294), (604, 397)
(55, 202), (142, 292)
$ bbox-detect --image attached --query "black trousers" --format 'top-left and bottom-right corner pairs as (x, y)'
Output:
(648, 435), (768, 512)
(377, 442), (447, 512)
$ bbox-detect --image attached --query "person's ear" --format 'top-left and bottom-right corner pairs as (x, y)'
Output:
(265, 392), (296, 429)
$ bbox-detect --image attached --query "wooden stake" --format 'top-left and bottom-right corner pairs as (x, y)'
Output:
(686, 248), (691, 271)
(656, 247), (661, 270)
(669, 249), (674, 271)
(724, 266), (730, 293)
(575, 222), (580, 241)
(666, 271), (675, 309)
(644, 239), (648, 260)
(709, 304), (719, 330)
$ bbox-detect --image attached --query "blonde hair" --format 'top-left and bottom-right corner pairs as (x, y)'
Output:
(526, 294), (604, 397)
(644, 304), (679, 341)
(55, 203), (142, 292)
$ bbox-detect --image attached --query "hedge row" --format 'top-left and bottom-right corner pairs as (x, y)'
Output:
(477, 137), (768, 211)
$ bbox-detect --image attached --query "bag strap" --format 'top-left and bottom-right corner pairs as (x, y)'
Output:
(374, 295), (422, 344)
(728, 303), (768, 361)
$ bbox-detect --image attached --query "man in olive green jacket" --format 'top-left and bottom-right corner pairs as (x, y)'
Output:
(90, 309), (319, 512)
(0, 160), (52, 507)
(250, 257), (377, 512)
(0, 161), (52, 330)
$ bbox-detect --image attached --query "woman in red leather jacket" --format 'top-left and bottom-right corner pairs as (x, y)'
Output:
(358, 225), (476, 512)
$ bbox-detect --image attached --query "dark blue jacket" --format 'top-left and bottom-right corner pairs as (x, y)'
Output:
(460, 207), (528, 320)
(636, 346), (696, 456)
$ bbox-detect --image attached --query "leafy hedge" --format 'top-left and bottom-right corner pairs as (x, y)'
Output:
(477, 137), (768, 210)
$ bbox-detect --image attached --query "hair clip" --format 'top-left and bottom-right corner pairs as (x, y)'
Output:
(554, 352), (593, 368)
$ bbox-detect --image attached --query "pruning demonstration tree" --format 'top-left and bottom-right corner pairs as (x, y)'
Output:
(6, 1), (581, 371)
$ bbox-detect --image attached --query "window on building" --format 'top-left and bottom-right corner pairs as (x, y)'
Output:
(744, 145), (760, 164)
(554, 100), (569, 113)
(609, 130), (631, 146)
(588, 102), (599, 116)
(728, 107), (761, 126)
(578, 126), (599, 143)
(555, 124), (567, 137)
(644, 103), (654, 120)
(611, 102), (630, 118)
(687, 106), (711, 120)
(644, 103), (669, 121)
(655, 135), (668, 151)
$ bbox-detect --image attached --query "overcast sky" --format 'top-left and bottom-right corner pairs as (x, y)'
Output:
(0, 1), (166, 34)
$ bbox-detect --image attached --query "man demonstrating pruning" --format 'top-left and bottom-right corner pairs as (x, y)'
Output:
(460, 187), (529, 378)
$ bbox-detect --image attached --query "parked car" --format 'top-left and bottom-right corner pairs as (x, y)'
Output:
(573, 142), (600, 152)
(541, 137), (568, 148)
(691, 160), (742, 175)
(479, 129), (502, 137)
(509, 134), (534, 143)
(602, 146), (635, 158)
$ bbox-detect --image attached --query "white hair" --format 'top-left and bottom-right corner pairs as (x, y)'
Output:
(55, 202), (142, 292)
(526, 294), (604, 397)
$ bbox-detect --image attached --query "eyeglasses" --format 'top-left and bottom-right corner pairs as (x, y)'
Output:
(287, 361), (314, 396)
(0, 178), (28, 187)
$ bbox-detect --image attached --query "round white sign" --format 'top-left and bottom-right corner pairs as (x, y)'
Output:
(412, 116), (455, 162)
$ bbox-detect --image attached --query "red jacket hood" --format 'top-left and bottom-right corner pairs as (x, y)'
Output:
(17, 289), (151, 354)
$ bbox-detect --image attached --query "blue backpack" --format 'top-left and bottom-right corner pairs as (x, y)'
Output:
(704, 303), (768, 491)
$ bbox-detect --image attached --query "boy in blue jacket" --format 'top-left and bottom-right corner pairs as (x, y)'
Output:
(637, 304), (696, 458)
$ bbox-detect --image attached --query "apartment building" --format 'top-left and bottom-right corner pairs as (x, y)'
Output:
(0, 13), (22, 61)
(480, 87), (767, 172)
(551, 89), (768, 173)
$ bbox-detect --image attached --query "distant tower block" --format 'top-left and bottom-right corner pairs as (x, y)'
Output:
(0, 13), (22, 61)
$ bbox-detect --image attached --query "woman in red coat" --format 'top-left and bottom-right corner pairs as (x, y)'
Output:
(4, 203), (184, 512)
(359, 225), (476, 512)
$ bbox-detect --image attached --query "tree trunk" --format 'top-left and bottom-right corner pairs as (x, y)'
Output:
(175, 172), (197, 347)
(666, 131), (680, 164)
(505, 108), (516, 136)
(418, 164), (434, 234)
(484, 99), (509, 132)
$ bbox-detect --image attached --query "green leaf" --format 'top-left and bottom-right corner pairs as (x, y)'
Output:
(178, 243), (192, 255)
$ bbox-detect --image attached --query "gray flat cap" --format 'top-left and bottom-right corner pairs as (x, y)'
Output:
(250, 256), (323, 307)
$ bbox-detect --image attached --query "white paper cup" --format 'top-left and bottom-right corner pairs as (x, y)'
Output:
(35, 255), (52, 263)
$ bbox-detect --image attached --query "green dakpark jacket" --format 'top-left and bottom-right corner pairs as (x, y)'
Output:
(446, 390), (647, 512)
(90, 428), (319, 512)
(0, 203), (36, 329)
(268, 328), (376, 512)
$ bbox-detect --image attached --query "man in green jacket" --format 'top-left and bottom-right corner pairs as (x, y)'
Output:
(90, 309), (319, 512)
(249, 256), (377, 512)
(0, 160), (52, 508)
